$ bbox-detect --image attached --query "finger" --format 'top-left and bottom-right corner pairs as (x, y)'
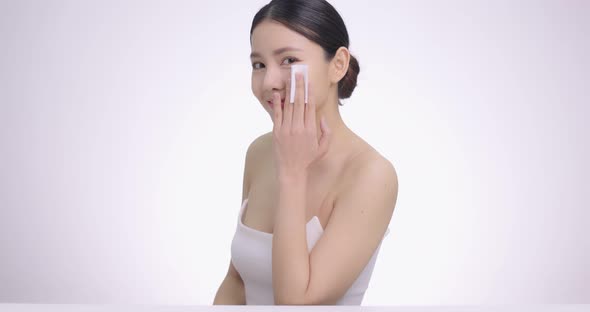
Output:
(272, 92), (282, 129)
(305, 78), (316, 131)
(283, 76), (293, 129)
(293, 72), (305, 128)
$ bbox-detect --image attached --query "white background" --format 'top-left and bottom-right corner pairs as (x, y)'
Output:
(1, 0), (588, 305)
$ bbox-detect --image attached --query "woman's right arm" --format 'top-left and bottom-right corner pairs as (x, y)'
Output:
(212, 133), (269, 305)
(213, 261), (246, 305)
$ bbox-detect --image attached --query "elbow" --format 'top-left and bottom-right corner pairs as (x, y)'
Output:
(274, 299), (304, 306)
(274, 292), (333, 306)
(273, 292), (307, 305)
(301, 290), (342, 305)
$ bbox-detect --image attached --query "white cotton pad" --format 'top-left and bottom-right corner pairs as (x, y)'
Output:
(290, 64), (308, 104)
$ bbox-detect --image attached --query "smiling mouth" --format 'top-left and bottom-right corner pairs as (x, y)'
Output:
(267, 99), (286, 108)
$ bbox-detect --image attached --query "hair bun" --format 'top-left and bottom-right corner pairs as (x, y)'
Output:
(338, 54), (360, 100)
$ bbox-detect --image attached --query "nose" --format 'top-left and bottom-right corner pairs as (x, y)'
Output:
(262, 65), (289, 95)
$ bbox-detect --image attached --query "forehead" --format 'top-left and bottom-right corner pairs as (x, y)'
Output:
(250, 20), (311, 52)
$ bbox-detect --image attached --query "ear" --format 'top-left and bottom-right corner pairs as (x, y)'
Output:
(329, 47), (351, 85)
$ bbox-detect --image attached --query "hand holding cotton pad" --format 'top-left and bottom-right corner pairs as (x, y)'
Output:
(290, 64), (308, 104)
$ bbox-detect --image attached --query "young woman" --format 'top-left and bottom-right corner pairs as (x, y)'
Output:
(213, 0), (398, 305)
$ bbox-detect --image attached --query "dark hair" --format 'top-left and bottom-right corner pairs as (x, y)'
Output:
(250, 0), (360, 105)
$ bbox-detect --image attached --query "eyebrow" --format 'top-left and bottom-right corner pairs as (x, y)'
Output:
(250, 46), (303, 59)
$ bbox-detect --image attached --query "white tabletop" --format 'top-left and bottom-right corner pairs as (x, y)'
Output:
(0, 305), (588, 312)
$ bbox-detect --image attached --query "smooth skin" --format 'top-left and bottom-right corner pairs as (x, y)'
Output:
(271, 72), (331, 176)
(214, 20), (398, 305)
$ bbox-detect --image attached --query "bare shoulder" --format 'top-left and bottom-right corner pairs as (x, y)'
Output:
(360, 150), (398, 185)
(243, 132), (273, 187)
(361, 152), (398, 206)
(344, 147), (398, 188)
(337, 147), (399, 217)
(246, 131), (272, 157)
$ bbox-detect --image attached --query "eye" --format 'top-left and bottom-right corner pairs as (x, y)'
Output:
(282, 57), (299, 65)
(252, 57), (299, 71)
(252, 62), (264, 70)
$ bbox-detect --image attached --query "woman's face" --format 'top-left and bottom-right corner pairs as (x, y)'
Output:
(250, 20), (332, 116)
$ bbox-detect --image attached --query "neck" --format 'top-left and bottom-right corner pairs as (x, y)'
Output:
(311, 96), (358, 170)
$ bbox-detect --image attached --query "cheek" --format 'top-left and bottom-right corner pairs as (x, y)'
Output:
(251, 75), (261, 98)
(310, 72), (329, 99)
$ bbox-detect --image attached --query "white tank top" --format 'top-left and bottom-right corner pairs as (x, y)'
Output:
(231, 198), (390, 305)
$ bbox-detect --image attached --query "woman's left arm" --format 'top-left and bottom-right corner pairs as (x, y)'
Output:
(272, 169), (311, 305)
(272, 159), (397, 305)
(270, 73), (398, 305)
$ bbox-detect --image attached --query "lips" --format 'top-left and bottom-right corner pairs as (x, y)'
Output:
(267, 99), (285, 109)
